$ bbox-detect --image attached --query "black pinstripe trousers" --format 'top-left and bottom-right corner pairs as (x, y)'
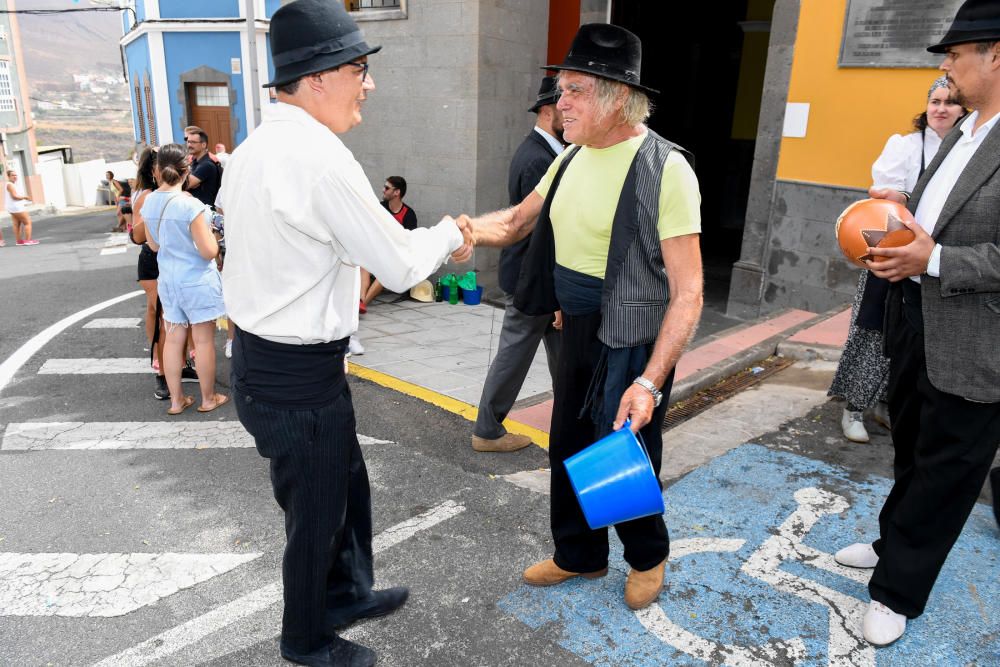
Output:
(234, 384), (374, 654)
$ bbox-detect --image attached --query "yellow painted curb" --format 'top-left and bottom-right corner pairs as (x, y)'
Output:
(348, 362), (549, 450)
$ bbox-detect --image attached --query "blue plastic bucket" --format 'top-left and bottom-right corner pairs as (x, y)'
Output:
(564, 420), (664, 529)
(463, 285), (483, 305)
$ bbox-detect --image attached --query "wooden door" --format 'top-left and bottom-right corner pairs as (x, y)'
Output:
(187, 83), (232, 149)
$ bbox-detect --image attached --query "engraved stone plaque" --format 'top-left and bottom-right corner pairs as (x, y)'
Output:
(839, 0), (964, 68)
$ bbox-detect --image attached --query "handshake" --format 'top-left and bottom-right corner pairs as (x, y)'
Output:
(445, 214), (475, 263)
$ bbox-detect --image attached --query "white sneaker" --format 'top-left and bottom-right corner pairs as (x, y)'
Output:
(348, 336), (365, 356)
(842, 409), (870, 443)
(224, 340), (233, 359)
(834, 542), (879, 569)
(872, 402), (891, 430)
(862, 600), (906, 646)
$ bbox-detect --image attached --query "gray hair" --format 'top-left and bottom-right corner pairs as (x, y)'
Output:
(557, 71), (652, 127)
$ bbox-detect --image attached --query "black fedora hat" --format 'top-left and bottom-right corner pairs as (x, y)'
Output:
(529, 76), (559, 112)
(543, 23), (658, 96)
(265, 0), (381, 88)
(928, 0), (1000, 53)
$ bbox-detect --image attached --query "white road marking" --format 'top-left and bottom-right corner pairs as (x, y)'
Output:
(638, 538), (807, 666)
(0, 552), (260, 618)
(37, 358), (153, 375)
(741, 487), (874, 666)
(100, 247), (128, 255)
(1, 422), (393, 451)
(83, 318), (142, 329)
(91, 500), (467, 667)
(0, 290), (143, 395)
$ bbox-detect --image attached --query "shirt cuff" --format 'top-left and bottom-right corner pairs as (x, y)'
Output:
(926, 243), (942, 277)
(435, 216), (465, 255)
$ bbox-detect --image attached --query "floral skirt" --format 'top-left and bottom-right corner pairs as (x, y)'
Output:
(828, 271), (889, 409)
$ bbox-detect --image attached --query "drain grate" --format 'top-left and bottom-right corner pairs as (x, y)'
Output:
(663, 356), (794, 431)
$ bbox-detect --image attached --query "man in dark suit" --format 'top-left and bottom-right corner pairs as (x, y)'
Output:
(471, 76), (565, 452)
(834, 0), (1000, 647)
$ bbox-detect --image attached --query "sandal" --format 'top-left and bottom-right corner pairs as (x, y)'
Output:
(197, 393), (230, 413)
(167, 395), (195, 415)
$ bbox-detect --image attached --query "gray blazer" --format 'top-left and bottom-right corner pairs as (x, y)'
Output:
(904, 117), (1000, 402)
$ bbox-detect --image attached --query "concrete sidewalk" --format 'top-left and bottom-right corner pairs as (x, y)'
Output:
(349, 291), (851, 446)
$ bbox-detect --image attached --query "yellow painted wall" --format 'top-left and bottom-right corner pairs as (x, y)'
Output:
(776, 0), (945, 188)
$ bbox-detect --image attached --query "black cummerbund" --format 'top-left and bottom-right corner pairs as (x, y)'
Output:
(232, 326), (348, 409)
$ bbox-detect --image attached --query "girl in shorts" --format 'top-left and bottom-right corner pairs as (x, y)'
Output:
(141, 143), (228, 415)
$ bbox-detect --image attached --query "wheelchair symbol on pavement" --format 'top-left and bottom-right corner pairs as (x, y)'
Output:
(637, 487), (875, 667)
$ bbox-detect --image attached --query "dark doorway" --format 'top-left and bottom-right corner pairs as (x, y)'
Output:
(611, 0), (775, 309)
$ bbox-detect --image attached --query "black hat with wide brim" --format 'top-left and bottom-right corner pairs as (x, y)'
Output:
(543, 23), (658, 96)
(529, 76), (559, 112)
(927, 0), (1000, 53)
(265, 0), (381, 88)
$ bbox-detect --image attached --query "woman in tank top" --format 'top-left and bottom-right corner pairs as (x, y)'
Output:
(5, 170), (37, 246)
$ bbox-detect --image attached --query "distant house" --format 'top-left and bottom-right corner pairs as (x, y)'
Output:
(120, 0), (283, 150)
(0, 0), (42, 208)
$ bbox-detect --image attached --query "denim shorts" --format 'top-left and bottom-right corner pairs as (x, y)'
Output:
(159, 271), (226, 326)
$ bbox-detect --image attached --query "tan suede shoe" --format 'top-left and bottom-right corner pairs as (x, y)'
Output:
(522, 558), (609, 587)
(472, 432), (532, 452)
(624, 558), (666, 609)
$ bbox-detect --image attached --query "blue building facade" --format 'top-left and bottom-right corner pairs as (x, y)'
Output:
(120, 0), (283, 151)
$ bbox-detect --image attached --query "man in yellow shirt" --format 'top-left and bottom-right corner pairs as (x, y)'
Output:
(461, 24), (703, 611)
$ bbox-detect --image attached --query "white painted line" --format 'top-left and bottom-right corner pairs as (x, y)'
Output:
(2, 422), (393, 451)
(83, 318), (142, 329)
(91, 500), (466, 667)
(100, 246), (128, 255)
(372, 499), (464, 553)
(38, 358), (153, 375)
(740, 487), (874, 666)
(0, 290), (143, 395)
(0, 552), (261, 618)
(105, 233), (130, 246)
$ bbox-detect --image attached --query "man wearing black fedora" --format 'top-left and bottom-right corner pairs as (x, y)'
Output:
(219, 1), (472, 665)
(472, 75), (565, 453)
(462, 24), (703, 611)
(836, 0), (1000, 647)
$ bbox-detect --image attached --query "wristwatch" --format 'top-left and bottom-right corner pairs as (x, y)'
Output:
(632, 376), (663, 407)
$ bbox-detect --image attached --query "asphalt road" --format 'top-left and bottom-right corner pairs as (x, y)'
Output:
(0, 210), (997, 666)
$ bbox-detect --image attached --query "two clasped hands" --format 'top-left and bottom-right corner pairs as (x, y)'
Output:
(444, 214), (476, 263)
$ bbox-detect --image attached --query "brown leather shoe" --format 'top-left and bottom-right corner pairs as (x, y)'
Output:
(624, 558), (666, 610)
(522, 558), (608, 587)
(472, 432), (532, 452)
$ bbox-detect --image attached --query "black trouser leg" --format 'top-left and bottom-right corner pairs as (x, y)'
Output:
(870, 311), (1000, 617)
(235, 386), (373, 654)
(549, 312), (670, 573)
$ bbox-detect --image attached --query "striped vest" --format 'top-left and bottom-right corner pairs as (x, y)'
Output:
(514, 130), (694, 349)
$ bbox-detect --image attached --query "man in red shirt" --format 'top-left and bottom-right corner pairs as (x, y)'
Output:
(360, 176), (419, 313)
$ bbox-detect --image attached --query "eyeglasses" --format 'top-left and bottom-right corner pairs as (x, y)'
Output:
(344, 61), (370, 81)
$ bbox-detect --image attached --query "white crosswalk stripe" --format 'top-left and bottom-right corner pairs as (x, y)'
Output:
(2, 421), (393, 450)
(83, 318), (142, 329)
(38, 358), (152, 374)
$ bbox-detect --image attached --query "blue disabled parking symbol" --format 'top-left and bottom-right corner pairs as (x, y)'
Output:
(500, 444), (1000, 666)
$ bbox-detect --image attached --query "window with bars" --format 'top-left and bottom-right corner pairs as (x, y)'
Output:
(194, 85), (228, 107)
(0, 61), (14, 112)
(134, 80), (147, 144)
(350, 0), (401, 9)
(143, 77), (157, 145)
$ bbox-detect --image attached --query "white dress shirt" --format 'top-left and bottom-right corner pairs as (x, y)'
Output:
(914, 110), (1000, 279)
(534, 126), (565, 157)
(871, 127), (942, 193)
(220, 102), (463, 344)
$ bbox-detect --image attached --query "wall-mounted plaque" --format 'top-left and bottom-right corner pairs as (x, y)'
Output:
(839, 0), (964, 68)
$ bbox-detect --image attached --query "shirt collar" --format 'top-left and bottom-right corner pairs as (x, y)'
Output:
(533, 126), (565, 155)
(959, 110), (1000, 141)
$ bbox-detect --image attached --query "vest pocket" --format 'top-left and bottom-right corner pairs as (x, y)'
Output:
(986, 296), (1000, 315)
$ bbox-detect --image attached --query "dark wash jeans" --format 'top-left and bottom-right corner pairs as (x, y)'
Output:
(234, 385), (374, 654)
